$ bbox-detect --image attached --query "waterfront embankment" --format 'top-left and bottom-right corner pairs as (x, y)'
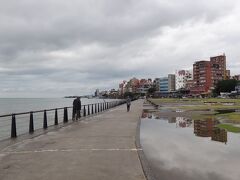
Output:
(0, 100), (145, 180)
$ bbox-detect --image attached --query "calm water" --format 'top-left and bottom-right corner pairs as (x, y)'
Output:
(141, 113), (240, 180)
(0, 98), (117, 140)
(0, 98), (110, 115)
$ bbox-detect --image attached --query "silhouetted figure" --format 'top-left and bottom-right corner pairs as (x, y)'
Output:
(73, 97), (81, 120)
(126, 97), (131, 112)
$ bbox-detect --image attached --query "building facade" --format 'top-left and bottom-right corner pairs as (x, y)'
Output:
(192, 60), (212, 94)
(168, 74), (176, 92)
(210, 54), (227, 89)
(175, 70), (193, 90)
(191, 54), (228, 95)
(157, 74), (176, 93)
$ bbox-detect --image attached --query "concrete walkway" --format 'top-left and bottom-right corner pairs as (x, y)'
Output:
(0, 100), (145, 180)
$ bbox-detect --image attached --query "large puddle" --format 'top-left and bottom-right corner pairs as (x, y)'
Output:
(140, 111), (240, 180)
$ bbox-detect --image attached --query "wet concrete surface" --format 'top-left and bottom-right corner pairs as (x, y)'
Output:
(0, 100), (145, 180)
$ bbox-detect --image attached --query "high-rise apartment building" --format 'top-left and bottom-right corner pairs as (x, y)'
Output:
(168, 74), (176, 92)
(191, 54), (228, 94)
(210, 54), (227, 88)
(175, 70), (193, 90)
(192, 60), (212, 94)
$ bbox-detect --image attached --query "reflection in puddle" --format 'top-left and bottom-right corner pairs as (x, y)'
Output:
(194, 119), (227, 144)
(216, 109), (239, 114)
(141, 111), (240, 180)
(176, 117), (192, 128)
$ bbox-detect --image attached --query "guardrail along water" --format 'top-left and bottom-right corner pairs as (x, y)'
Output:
(0, 100), (126, 141)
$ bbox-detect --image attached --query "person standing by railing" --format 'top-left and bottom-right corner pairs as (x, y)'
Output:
(73, 97), (81, 120)
(126, 96), (131, 112)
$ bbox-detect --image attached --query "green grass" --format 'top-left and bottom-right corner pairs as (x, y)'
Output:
(191, 114), (215, 120)
(149, 98), (240, 105)
(217, 124), (240, 133)
(148, 98), (240, 123)
(216, 112), (240, 122)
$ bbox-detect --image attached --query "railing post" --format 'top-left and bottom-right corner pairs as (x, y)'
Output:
(29, 112), (34, 134)
(98, 103), (100, 112)
(101, 103), (103, 112)
(88, 105), (90, 115)
(95, 104), (97, 114)
(92, 104), (94, 114)
(79, 107), (82, 118)
(84, 105), (86, 116)
(63, 107), (68, 123)
(11, 114), (17, 138)
(43, 110), (48, 129)
(55, 109), (58, 125)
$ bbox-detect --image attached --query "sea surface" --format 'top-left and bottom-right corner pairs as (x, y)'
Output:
(0, 98), (117, 140)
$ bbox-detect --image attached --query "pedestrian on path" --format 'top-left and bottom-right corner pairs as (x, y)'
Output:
(73, 97), (81, 120)
(126, 96), (131, 112)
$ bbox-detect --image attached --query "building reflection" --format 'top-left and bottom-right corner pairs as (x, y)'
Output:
(168, 117), (176, 124)
(142, 111), (160, 119)
(194, 119), (227, 144)
(141, 110), (228, 144)
(142, 110), (149, 118)
(211, 127), (227, 144)
(176, 117), (192, 128)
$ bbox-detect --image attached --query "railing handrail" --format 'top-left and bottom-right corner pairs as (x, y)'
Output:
(0, 101), (117, 118)
(0, 100), (126, 140)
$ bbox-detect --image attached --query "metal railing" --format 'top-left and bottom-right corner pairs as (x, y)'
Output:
(0, 100), (126, 140)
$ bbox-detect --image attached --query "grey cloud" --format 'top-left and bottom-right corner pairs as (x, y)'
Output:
(0, 0), (239, 97)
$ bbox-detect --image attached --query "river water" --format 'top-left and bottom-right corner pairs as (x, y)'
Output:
(0, 98), (117, 140)
(141, 112), (240, 180)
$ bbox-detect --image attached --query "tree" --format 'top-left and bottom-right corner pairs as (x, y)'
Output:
(147, 87), (157, 95)
(213, 79), (239, 95)
(124, 92), (134, 99)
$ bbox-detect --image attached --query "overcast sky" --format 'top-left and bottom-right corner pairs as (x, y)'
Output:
(1, 0), (240, 97)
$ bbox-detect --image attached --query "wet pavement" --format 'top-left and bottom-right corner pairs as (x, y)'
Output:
(0, 100), (145, 180)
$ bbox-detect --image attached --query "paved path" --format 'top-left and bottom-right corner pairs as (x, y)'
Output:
(0, 100), (145, 180)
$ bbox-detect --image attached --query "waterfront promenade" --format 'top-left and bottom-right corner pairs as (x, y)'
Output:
(0, 100), (145, 180)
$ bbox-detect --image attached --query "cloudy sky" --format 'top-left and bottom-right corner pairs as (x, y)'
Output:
(1, 0), (240, 97)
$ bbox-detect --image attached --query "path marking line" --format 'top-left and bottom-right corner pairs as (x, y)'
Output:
(2, 148), (143, 155)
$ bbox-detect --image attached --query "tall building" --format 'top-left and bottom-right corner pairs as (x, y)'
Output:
(210, 54), (227, 88)
(192, 60), (212, 94)
(175, 70), (193, 90)
(168, 74), (176, 92)
(159, 77), (168, 93)
(119, 80), (127, 96)
(226, 70), (231, 80)
(191, 54), (228, 94)
(158, 74), (176, 93)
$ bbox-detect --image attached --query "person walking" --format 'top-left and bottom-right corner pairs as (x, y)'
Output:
(126, 96), (131, 112)
(72, 97), (81, 120)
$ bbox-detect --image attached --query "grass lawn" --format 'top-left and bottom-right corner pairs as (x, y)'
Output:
(150, 98), (240, 104)
(148, 98), (240, 126)
(217, 124), (240, 133)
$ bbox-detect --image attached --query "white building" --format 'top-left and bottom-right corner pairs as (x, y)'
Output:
(175, 70), (193, 90)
